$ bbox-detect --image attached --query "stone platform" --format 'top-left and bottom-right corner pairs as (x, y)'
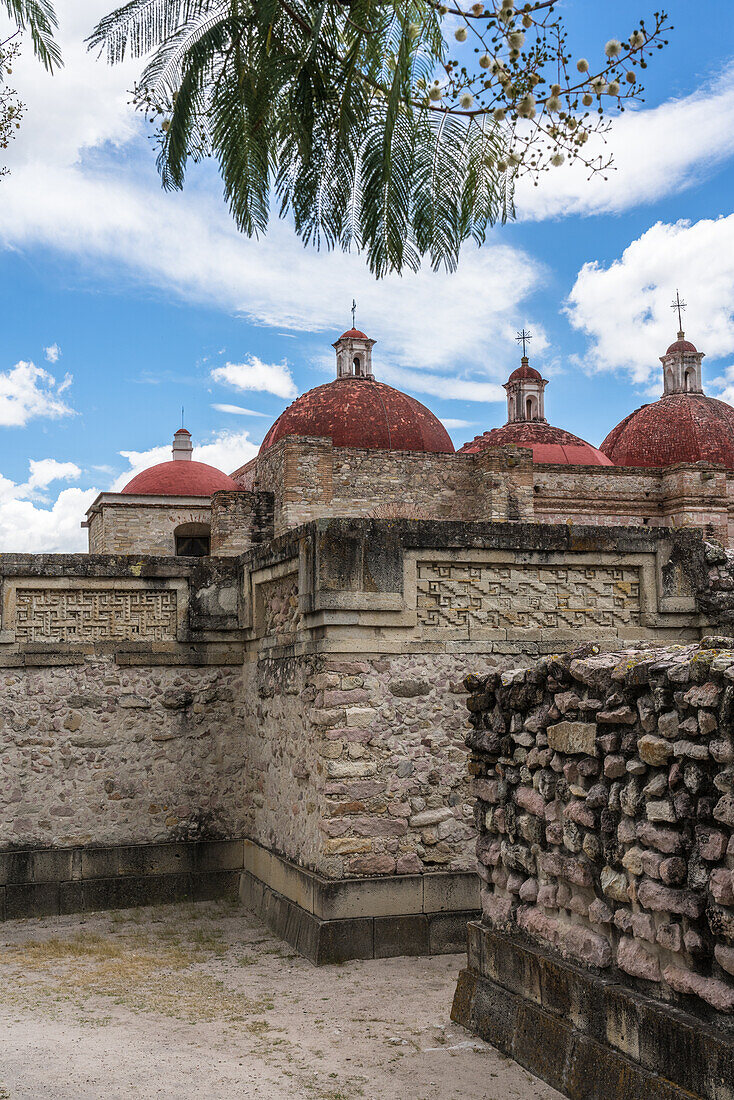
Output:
(452, 922), (734, 1100)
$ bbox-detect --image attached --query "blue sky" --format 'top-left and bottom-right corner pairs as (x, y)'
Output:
(1, 0), (733, 550)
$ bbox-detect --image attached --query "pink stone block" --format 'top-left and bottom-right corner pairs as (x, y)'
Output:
(617, 936), (661, 982)
(514, 786), (546, 818)
(663, 965), (734, 1012)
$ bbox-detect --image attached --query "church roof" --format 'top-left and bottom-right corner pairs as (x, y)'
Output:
(601, 393), (734, 468)
(508, 363), (543, 383)
(259, 378), (454, 454)
(459, 421), (612, 466)
(122, 461), (240, 496)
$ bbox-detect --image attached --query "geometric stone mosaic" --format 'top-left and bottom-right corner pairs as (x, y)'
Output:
(14, 588), (178, 643)
(416, 561), (641, 636)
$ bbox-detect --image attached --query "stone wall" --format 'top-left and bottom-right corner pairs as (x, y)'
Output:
(534, 463), (733, 545)
(86, 498), (212, 555)
(231, 436), (734, 546)
(465, 639), (734, 1014)
(232, 436), (536, 534)
(210, 490), (274, 556)
(0, 658), (244, 849)
(241, 651), (490, 880)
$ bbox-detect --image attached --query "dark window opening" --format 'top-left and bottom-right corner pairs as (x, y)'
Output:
(174, 522), (211, 557)
(176, 534), (210, 557)
(353, 356), (362, 376)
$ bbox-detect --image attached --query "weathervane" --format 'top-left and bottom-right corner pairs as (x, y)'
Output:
(671, 290), (687, 332)
(516, 328), (532, 358)
(351, 299), (357, 328)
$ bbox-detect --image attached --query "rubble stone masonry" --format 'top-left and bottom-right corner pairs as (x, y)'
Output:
(464, 638), (734, 1015)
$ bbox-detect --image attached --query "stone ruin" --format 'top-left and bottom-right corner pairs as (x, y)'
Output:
(2, 516), (734, 1097)
(453, 638), (734, 1099)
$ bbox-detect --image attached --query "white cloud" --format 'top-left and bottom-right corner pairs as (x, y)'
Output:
(212, 403), (269, 417)
(0, 488), (96, 553)
(566, 216), (734, 384)
(111, 429), (259, 491)
(516, 67), (734, 220)
(44, 343), (61, 363)
(211, 358), (298, 400)
(440, 418), (474, 429)
(0, 361), (74, 426)
(378, 362), (506, 404)
(0, 455), (93, 552)
(25, 458), (81, 492)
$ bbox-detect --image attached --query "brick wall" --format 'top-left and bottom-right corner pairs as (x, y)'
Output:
(210, 490), (274, 555)
(0, 658), (245, 849)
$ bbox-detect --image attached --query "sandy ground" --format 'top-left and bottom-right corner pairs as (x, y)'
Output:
(0, 900), (561, 1100)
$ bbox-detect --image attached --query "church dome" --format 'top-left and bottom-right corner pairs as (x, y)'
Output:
(461, 352), (611, 466)
(508, 362), (542, 383)
(600, 393), (734, 468)
(259, 377), (454, 454)
(459, 421), (612, 466)
(259, 327), (453, 455)
(122, 428), (241, 496)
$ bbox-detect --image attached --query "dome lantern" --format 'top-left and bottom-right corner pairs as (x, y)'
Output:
(172, 427), (193, 460)
(332, 328), (376, 380)
(503, 329), (548, 423)
(660, 332), (705, 396)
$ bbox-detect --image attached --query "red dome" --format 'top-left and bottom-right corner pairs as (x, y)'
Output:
(340, 328), (369, 340)
(666, 337), (699, 356)
(459, 421), (612, 466)
(601, 394), (734, 468)
(259, 378), (454, 454)
(122, 461), (240, 496)
(508, 363), (542, 383)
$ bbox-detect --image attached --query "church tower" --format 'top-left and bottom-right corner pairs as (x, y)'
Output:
(503, 359), (548, 424)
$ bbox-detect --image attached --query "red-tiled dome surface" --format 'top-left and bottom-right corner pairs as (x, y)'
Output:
(666, 337), (699, 356)
(508, 363), (542, 383)
(259, 378), (454, 454)
(340, 328), (369, 340)
(459, 421), (612, 466)
(122, 461), (240, 496)
(601, 394), (734, 468)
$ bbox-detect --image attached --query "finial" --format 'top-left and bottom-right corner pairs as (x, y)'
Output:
(351, 299), (357, 328)
(181, 405), (184, 429)
(671, 290), (687, 337)
(516, 328), (532, 359)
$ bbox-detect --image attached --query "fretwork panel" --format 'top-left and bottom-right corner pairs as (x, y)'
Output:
(14, 588), (178, 642)
(416, 561), (640, 635)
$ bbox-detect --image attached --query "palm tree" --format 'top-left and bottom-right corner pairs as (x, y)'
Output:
(89, 1), (668, 277)
(3, 0), (61, 69)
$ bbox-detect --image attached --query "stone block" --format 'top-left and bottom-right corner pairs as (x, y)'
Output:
(374, 914), (430, 958)
(547, 721), (597, 756)
(429, 911), (479, 955)
(423, 871), (480, 913)
(312, 873), (422, 920)
(5, 882), (60, 920)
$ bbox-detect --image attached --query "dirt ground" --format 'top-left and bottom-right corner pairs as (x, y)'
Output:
(0, 900), (561, 1100)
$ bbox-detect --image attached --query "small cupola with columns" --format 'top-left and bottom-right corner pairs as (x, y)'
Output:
(661, 290), (705, 396)
(332, 328), (376, 380)
(503, 331), (548, 424)
(660, 334), (705, 396)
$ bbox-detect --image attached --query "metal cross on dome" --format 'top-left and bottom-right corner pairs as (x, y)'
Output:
(351, 299), (357, 328)
(671, 290), (687, 331)
(516, 329), (532, 358)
